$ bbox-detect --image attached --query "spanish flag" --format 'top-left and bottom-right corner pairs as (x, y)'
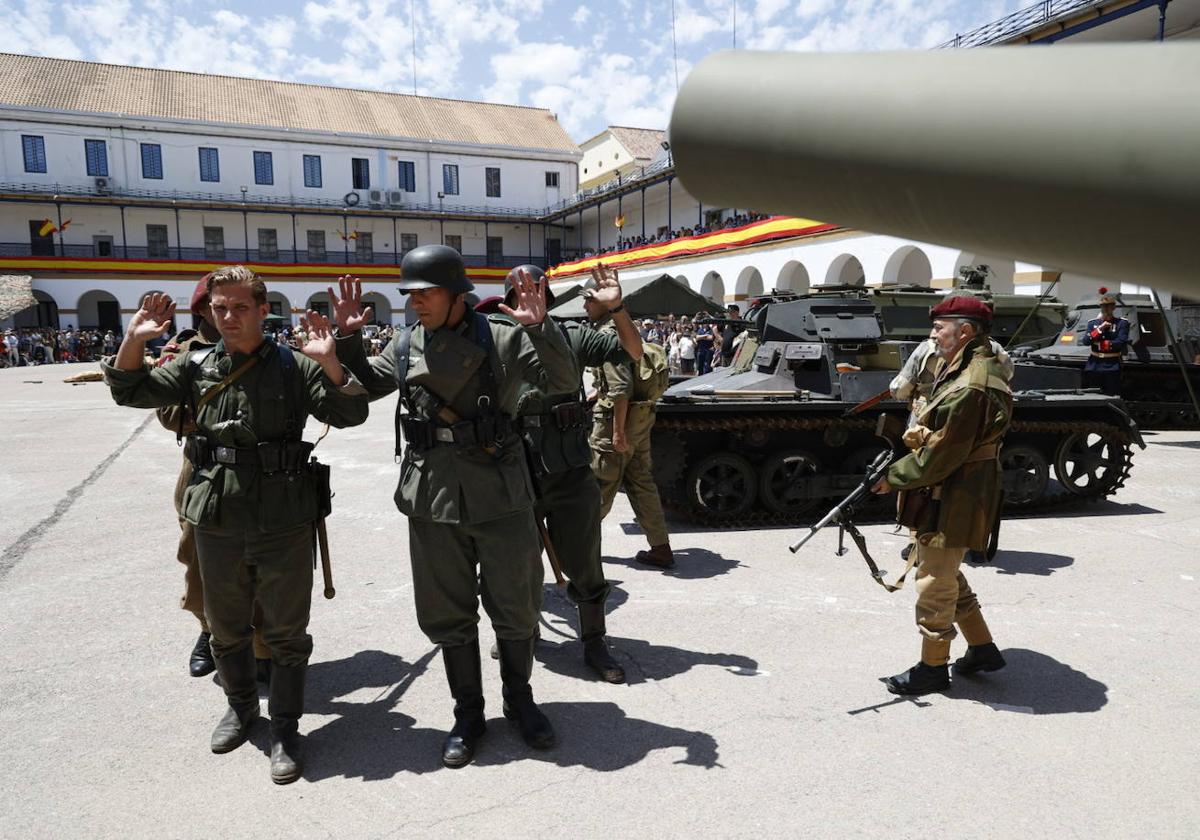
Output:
(614, 214), (626, 230)
(37, 218), (72, 236)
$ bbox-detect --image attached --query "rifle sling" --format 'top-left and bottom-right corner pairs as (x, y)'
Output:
(195, 355), (259, 414)
(841, 519), (916, 593)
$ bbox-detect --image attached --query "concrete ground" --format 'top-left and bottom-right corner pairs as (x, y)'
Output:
(1, 363), (1197, 840)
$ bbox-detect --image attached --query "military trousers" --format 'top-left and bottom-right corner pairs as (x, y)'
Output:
(913, 542), (984, 645)
(534, 465), (611, 606)
(193, 523), (313, 667)
(591, 405), (670, 547)
(408, 509), (544, 647)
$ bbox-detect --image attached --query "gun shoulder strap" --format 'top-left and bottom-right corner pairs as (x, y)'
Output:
(195, 354), (259, 414)
(176, 346), (215, 444)
(842, 519), (916, 593)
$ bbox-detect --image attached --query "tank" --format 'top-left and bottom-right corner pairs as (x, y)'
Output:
(651, 293), (1145, 525)
(1017, 294), (1200, 429)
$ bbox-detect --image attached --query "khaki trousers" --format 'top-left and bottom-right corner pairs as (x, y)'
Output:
(591, 404), (670, 547)
(914, 543), (984, 646)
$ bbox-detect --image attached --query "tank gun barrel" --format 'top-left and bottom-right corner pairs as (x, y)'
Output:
(668, 44), (1200, 294)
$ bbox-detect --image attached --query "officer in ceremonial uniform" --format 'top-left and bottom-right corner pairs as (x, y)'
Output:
(588, 292), (674, 569)
(1081, 288), (1130, 396)
(328, 246), (578, 769)
(872, 294), (1012, 696)
(489, 264), (644, 684)
(103, 266), (368, 784)
(155, 276), (271, 680)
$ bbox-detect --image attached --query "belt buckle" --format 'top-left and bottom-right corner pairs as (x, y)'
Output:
(215, 446), (236, 465)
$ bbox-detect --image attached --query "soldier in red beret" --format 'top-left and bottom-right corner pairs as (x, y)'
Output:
(871, 293), (1012, 695)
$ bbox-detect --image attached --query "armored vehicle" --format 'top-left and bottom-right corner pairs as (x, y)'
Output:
(652, 293), (1144, 525)
(1017, 294), (1200, 429)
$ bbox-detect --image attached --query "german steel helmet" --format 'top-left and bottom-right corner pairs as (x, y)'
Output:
(398, 245), (473, 295)
(503, 264), (554, 306)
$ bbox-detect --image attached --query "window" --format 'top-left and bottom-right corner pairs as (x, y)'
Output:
(400, 233), (418, 255)
(486, 236), (503, 265)
(351, 158), (370, 190)
(355, 231), (373, 262)
(442, 164), (459, 196)
(203, 227), (225, 259)
(443, 234), (462, 253)
(22, 135), (46, 173)
(85, 139), (108, 176)
(253, 151), (274, 186)
(546, 238), (561, 264)
(307, 230), (326, 261)
(140, 143), (163, 180)
(198, 147), (220, 182)
(398, 160), (416, 192)
(544, 171), (559, 188)
(258, 228), (278, 261)
(485, 167), (501, 198)
(303, 155), (322, 188)
(29, 220), (55, 256)
(93, 236), (114, 257)
(147, 224), (170, 258)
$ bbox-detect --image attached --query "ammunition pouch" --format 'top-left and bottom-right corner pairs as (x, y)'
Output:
(399, 413), (514, 452)
(896, 486), (940, 533)
(518, 398), (592, 477)
(184, 434), (316, 474)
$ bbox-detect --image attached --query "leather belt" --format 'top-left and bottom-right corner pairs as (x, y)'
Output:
(964, 442), (1000, 462)
(1090, 351), (1122, 359)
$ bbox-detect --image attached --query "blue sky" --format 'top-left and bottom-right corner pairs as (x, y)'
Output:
(0, 0), (1024, 141)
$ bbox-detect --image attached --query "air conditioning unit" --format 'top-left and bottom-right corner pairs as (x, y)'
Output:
(367, 188), (385, 208)
(94, 176), (113, 194)
(387, 190), (404, 207)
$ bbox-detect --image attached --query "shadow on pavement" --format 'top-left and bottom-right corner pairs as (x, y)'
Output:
(536, 582), (629, 642)
(1151, 439), (1200, 450)
(535, 629), (761, 687)
(602, 547), (740, 579)
(954, 648), (1108, 715)
(1009, 500), (1163, 519)
(302, 648), (446, 780)
(472, 701), (721, 770)
(970, 550), (1075, 576)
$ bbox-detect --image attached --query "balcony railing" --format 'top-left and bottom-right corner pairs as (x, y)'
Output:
(544, 156), (675, 217)
(938, 0), (1108, 48)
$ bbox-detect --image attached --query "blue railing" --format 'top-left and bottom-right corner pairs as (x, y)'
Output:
(938, 0), (1109, 48)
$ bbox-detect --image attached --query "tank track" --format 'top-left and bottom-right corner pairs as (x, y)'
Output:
(653, 413), (1137, 528)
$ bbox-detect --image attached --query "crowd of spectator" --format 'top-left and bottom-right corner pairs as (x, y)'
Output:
(2, 326), (120, 366)
(637, 304), (748, 377)
(581, 212), (769, 259)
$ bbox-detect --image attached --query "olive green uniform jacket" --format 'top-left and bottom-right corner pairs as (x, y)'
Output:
(102, 340), (369, 531)
(886, 338), (1013, 551)
(335, 311), (577, 525)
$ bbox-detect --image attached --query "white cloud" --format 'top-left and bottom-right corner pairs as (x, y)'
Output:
(483, 42), (587, 103)
(571, 6), (591, 26)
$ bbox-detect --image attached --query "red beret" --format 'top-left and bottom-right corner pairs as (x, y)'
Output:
(190, 276), (211, 313)
(930, 294), (993, 324)
(474, 295), (504, 315)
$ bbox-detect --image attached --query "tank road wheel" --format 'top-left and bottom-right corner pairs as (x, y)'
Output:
(999, 444), (1050, 507)
(1129, 389), (1167, 428)
(759, 450), (823, 516)
(1053, 431), (1133, 497)
(685, 452), (758, 518)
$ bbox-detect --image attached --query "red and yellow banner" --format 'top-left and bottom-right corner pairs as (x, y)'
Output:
(0, 256), (509, 282)
(548, 216), (839, 278)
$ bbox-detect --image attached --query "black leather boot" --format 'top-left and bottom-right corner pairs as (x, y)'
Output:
(884, 662), (951, 696)
(578, 602), (625, 684)
(441, 639), (487, 768)
(496, 637), (555, 750)
(268, 662), (306, 785)
(189, 631), (215, 678)
(953, 643), (1007, 675)
(210, 646), (260, 753)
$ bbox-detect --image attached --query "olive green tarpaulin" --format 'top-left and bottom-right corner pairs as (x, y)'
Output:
(0, 275), (36, 320)
(549, 274), (724, 320)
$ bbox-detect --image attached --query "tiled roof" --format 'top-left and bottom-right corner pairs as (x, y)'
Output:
(607, 125), (667, 162)
(0, 53), (579, 153)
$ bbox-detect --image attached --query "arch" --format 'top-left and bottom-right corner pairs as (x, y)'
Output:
(735, 266), (763, 299)
(266, 291), (292, 320)
(306, 291), (332, 318)
(824, 253), (866, 287)
(881, 246), (933, 287)
(673, 274), (690, 290)
(361, 291), (393, 326)
(776, 261), (809, 294)
(13, 289), (60, 329)
(953, 252), (1015, 294)
(700, 271), (725, 304)
(76, 289), (121, 331)
(404, 296), (419, 326)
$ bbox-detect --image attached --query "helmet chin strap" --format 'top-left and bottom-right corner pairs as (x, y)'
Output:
(428, 294), (467, 332)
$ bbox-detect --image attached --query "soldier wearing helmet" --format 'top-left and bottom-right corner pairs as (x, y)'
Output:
(328, 246), (579, 768)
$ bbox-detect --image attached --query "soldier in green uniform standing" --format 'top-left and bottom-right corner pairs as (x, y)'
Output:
(155, 276), (271, 680)
(102, 266), (368, 783)
(872, 295), (1011, 696)
(588, 289), (674, 569)
(487, 264), (643, 684)
(327, 246), (578, 769)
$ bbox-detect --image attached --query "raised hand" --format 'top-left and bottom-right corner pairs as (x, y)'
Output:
(299, 310), (346, 384)
(127, 292), (176, 342)
(499, 267), (548, 326)
(586, 263), (623, 311)
(328, 275), (373, 334)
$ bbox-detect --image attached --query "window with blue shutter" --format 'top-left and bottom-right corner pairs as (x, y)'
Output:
(442, 164), (459, 196)
(398, 160), (416, 192)
(85, 139), (108, 176)
(351, 157), (370, 189)
(199, 147), (220, 182)
(253, 151), (274, 185)
(303, 155), (322, 188)
(22, 136), (47, 173)
(140, 143), (163, 179)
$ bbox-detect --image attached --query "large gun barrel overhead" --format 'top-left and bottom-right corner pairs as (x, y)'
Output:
(668, 44), (1200, 295)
